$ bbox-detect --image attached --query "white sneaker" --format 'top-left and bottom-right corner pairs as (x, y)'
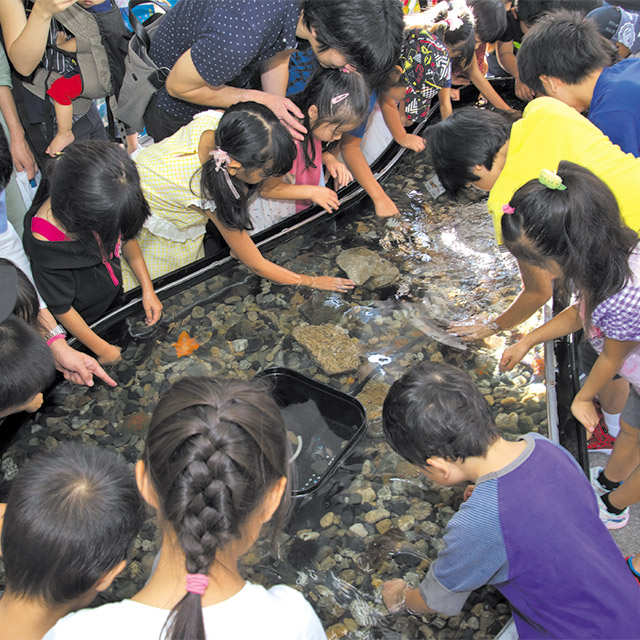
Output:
(598, 495), (630, 529)
(590, 466), (608, 496)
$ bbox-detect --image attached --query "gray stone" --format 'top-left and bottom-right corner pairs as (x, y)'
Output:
(336, 247), (400, 289)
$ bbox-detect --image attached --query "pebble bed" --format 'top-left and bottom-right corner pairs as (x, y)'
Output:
(0, 126), (547, 639)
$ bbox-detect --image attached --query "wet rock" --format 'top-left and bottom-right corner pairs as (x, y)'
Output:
(292, 324), (360, 375)
(349, 523), (369, 538)
(376, 519), (392, 534)
(300, 293), (349, 325)
(364, 508), (391, 524)
(356, 381), (390, 421)
(336, 247), (400, 289)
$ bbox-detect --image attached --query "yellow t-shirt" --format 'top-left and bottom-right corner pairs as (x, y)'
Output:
(488, 97), (640, 242)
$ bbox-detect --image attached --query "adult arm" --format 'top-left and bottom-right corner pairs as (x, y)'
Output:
(379, 93), (425, 152)
(259, 176), (340, 213)
(203, 209), (354, 292)
(37, 306), (117, 386)
(121, 239), (162, 326)
(165, 49), (305, 139)
(56, 306), (122, 364)
(0, 0), (76, 76)
(341, 133), (399, 217)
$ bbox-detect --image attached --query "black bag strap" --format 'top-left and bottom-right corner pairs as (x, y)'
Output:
(127, 0), (172, 50)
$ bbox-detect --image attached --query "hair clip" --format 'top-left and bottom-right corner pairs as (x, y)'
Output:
(331, 92), (350, 105)
(209, 147), (241, 200)
(538, 168), (567, 191)
(186, 573), (209, 595)
(502, 204), (515, 215)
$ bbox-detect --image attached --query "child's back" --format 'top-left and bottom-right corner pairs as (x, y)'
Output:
(443, 433), (640, 638)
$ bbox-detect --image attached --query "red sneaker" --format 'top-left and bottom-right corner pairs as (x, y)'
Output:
(587, 401), (615, 454)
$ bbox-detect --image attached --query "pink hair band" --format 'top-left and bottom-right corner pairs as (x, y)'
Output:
(186, 573), (209, 595)
(502, 204), (515, 215)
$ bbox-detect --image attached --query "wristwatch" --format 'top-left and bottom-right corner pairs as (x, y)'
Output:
(44, 324), (67, 342)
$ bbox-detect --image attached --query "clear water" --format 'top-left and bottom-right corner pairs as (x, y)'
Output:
(0, 121), (545, 638)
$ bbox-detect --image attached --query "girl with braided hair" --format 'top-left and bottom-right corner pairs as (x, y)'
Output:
(44, 376), (325, 640)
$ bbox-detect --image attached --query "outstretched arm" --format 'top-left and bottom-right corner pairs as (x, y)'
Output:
(465, 56), (513, 112)
(121, 239), (162, 326)
(379, 93), (425, 152)
(260, 176), (340, 213)
(205, 210), (354, 292)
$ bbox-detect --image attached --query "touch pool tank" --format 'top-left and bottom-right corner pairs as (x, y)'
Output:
(0, 89), (549, 639)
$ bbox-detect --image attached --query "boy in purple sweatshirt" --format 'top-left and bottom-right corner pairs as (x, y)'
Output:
(381, 361), (640, 639)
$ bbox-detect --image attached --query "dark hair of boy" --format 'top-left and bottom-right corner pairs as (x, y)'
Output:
(301, 0), (404, 91)
(427, 107), (511, 194)
(48, 141), (150, 257)
(382, 361), (499, 467)
(428, 0), (477, 69)
(502, 161), (638, 327)
(292, 67), (370, 171)
(196, 101), (296, 232)
(0, 315), (55, 413)
(1, 442), (144, 605)
(0, 258), (40, 327)
(0, 125), (12, 192)
(468, 0), (508, 43)
(514, 0), (603, 27)
(143, 376), (291, 640)
(517, 11), (614, 97)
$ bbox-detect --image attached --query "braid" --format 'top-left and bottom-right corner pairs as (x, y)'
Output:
(146, 378), (291, 640)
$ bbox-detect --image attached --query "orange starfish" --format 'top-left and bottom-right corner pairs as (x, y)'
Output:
(172, 331), (200, 358)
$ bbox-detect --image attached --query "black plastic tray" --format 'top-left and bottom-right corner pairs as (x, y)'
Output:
(256, 367), (367, 497)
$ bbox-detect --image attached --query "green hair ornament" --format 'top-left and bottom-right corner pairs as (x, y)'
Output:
(538, 168), (567, 191)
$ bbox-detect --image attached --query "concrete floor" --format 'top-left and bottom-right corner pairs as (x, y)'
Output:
(590, 450), (640, 558)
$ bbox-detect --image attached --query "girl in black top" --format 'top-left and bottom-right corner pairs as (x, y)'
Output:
(23, 141), (162, 365)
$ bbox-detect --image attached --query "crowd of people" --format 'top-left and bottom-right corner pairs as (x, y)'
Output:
(1, 0), (640, 638)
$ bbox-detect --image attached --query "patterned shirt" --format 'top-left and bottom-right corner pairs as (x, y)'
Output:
(150, 0), (300, 120)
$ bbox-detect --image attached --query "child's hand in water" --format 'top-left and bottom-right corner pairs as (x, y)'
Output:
(308, 276), (355, 292)
(46, 130), (75, 157)
(500, 339), (531, 372)
(373, 194), (399, 218)
(324, 156), (353, 189)
(96, 344), (122, 366)
(142, 288), (163, 326)
(397, 133), (425, 153)
(308, 186), (340, 213)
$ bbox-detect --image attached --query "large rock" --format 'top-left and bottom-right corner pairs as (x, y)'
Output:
(292, 324), (360, 375)
(336, 247), (399, 289)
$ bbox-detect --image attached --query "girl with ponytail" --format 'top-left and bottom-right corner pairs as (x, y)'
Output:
(123, 102), (354, 293)
(45, 377), (326, 640)
(498, 161), (640, 533)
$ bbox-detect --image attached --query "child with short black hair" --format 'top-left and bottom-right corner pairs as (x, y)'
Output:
(518, 11), (640, 157)
(427, 98), (640, 340)
(0, 442), (144, 639)
(380, 361), (640, 639)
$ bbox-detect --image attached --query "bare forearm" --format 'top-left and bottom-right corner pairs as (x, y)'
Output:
(469, 73), (511, 111)
(260, 180), (314, 201)
(520, 305), (583, 350)
(342, 136), (387, 201)
(0, 86), (24, 138)
(405, 589), (436, 616)
(496, 43), (518, 79)
(380, 95), (407, 142)
(122, 240), (154, 292)
(495, 262), (553, 330)
(57, 307), (112, 354)
(438, 89), (453, 119)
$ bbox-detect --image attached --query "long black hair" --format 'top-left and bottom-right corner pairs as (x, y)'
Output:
(49, 141), (150, 257)
(501, 161), (638, 326)
(292, 67), (370, 171)
(196, 102), (296, 232)
(144, 377), (291, 640)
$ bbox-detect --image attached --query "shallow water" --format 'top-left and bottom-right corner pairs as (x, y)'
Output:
(0, 133), (546, 639)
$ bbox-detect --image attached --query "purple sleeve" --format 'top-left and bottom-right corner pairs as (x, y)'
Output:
(592, 285), (640, 342)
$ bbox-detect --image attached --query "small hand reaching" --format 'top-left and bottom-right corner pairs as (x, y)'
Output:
(398, 133), (425, 153)
(142, 289), (163, 326)
(499, 339), (531, 372)
(571, 397), (599, 434)
(373, 194), (399, 218)
(97, 344), (122, 366)
(309, 186), (340, 213)
(46, 130), (75, 157)
(308, 276), (355, 292)
(324, 156), (353, 189)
